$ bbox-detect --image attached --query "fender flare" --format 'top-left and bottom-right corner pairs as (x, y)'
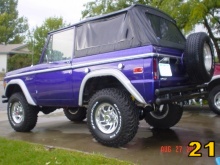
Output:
(5, 79), (36, 106)
(207, 75), (220, 90)
(78, 69), (147, 106)
(210, 75), (220, 83)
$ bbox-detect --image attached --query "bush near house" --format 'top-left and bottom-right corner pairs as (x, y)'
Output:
(7, 54), (32, 71)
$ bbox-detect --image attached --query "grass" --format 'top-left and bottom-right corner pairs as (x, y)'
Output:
(0, 137), (132, 165)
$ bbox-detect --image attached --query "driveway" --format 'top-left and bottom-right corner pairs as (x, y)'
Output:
(0, 81), (219, 165)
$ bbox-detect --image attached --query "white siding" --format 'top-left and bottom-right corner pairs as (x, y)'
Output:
(0, 54), (7, 73)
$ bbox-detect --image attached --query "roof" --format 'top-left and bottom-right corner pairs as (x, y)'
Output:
(0, 44), (31, 55)
(44, 3), (184, 58)
(49, 4), (176, 34)
(82, 4), (175, 23)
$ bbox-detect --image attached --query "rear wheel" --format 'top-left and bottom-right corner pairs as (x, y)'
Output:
(208, 85), (220, 115)
(87, 88), (139, 147)
(7, 92), (38, 132)
(63, 107), (87, 122)
(184, 32), (214, 83)
(40, 107), (56, 114)
(145, 104), (183, 129)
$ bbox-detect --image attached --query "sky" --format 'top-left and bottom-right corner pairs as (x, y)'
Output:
(17, 0), (206, 33)
(17, 0), (91, 29)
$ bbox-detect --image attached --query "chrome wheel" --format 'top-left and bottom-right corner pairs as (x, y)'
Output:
(87, 88), (139, 147)
(150, 104), (169, 119)
(203, 43), (212, 73)
(145, 104), (183, 129)
(11, 101), (24, 124)
(214, 92), (220, 109)
(68, 108), (79, 115)
(7, 93), (38, 132)
(63, 107), (87, 122)
(95, 103), (119, 134)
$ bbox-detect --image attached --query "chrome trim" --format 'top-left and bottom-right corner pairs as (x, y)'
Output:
(75, 53), (155, 68)
(5, 66), (71, 79)
(5, 53), (181, 79)
(157, 54), (181, 59)
(5, 79), (36, 106)
(78, 69), (147, 106)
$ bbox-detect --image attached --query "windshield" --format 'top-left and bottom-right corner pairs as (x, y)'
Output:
(146, 13), (185, 44)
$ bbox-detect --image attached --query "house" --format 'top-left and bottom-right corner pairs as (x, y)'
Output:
(0, 44), (31, 73)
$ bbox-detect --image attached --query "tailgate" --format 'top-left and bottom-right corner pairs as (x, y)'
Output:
(157, 50), (190, 88)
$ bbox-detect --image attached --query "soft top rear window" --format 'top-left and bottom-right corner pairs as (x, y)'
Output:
(75, 13), (132, 50)
(146, 13), (185, 44)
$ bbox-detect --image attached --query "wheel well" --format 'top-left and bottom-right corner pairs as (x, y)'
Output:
(6, 84), (22, 98)
(82, 76), (126, 104)
(208, 79), (220, 91)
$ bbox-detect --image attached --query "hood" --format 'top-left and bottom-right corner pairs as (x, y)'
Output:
(5, 65), (34, 78)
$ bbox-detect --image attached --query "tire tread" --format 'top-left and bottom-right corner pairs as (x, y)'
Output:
(87, 88), (139, 147)
(8, 92), (38, 132)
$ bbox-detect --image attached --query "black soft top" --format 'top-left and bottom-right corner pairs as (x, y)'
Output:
(77, 4), (176, 25)
(50, 4), (185, 57)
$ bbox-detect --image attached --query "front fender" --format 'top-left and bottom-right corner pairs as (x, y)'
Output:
(5, 79), (36, 106)
(78, 69), (147, 106)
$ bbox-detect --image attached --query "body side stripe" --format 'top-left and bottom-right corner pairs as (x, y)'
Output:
(5, 53), (180, 79)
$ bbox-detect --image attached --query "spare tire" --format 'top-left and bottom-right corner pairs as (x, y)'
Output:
(184, 32), (214, 83)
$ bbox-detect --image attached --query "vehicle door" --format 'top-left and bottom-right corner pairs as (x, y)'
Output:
(35, 28), (75, 107)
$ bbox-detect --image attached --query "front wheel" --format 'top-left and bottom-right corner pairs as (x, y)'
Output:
(208, 85), (220, 115)
(145, 104), (183, 129)
(7, 92), (38, 132)
(87, 88), (139, 147)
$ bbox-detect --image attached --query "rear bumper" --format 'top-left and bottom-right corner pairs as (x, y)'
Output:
(155, 84), (208, 105)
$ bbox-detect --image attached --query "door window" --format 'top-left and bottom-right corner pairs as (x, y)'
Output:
(43, 28), (74, 63)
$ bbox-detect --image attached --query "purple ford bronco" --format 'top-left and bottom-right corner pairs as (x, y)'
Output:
(2, 4), (215, 147)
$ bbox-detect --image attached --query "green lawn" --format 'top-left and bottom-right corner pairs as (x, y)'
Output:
(0, 137), (132, 165)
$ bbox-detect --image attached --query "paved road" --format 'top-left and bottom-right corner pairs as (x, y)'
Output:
(0, 82), (219, 164)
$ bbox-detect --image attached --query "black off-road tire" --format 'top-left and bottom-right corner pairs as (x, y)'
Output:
(40, 107), (56, 114)
(87, 88), (139, 147)
(7, 92), (38, 132)
(63, 107), (87, 122)
(184, 32), (214, 83)
(208, 85), (220, 115)
(145, 104), (183, 129)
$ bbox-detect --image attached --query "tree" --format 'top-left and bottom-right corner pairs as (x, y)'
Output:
(29, 17), (67, 64)
(82, 0), (220, 61)
(7, 54), (32, 71)
(181, 0), (220, 61)
(82, 0), (151, 18)
(0, 0), (28, 44)
(156, 0), (220, 61)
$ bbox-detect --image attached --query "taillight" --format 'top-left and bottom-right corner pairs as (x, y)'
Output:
(153, 58), (158, 80)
